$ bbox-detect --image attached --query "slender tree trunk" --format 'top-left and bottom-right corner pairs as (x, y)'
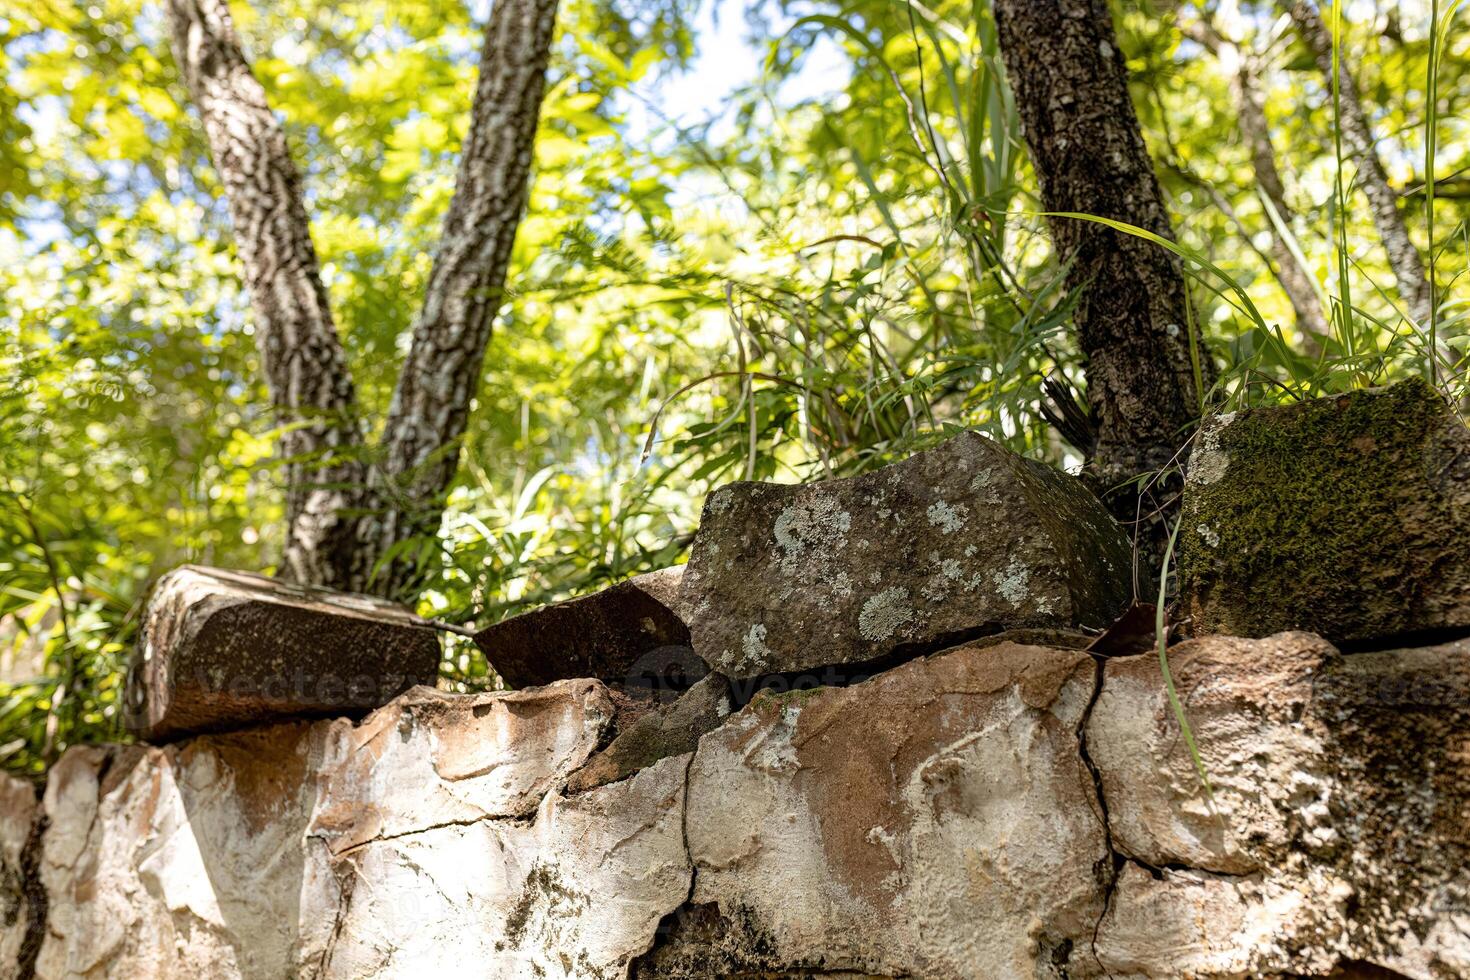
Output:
(1284, 0), (1434, 327)
(165, 0), (368, 590)
(167, 0), (561, 600)
(1185, 17), (1332, 353)
(994, 0), (1211, 555)
(366, 0), (561, 600)
(1234, 62), (1334, 352)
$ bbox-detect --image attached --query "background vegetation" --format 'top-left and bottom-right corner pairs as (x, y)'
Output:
(2, 0), (1466, 774)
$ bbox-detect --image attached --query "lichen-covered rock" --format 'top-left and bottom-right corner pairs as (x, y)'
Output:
(126, 565), (441, 740)
(1086, 632), (1470, 977)
(1180, 378), (1470, 644)
(472, 567), (699, 690)
(679, 432), (1132, 678)
(644, 641), (1109, 978)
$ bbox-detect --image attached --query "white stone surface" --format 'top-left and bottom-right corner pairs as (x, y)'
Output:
(9, 633), (1469, 979)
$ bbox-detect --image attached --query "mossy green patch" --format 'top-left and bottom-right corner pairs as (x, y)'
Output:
(1180, 378), (1470, 644)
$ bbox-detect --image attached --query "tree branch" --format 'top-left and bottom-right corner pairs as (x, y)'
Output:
(1185, 13), (1331, 352)
(1283, 0), (1433, 327)
(370, 0), (562, 596)
(164, 0), (367, 589)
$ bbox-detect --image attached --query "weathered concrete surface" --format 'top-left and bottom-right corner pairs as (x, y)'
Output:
(8, 634), (1469, 979)
(473, 567), (697, 690)
(1087, 632), (1470, 978)
(679, 431), (1132, 679)
(1180, 379), (1470, 645)
(126, 565), (441, 741)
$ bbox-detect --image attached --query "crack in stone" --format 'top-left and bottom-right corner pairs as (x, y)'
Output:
(1074, 653), (1120, 979)
(15, 808), (47, 980)
(314, 854), (355, 979)
(322, 809), (537, 858)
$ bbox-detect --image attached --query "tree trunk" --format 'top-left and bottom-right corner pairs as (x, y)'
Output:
(994, 0), (1211, 554)
(167, 0), (561, 600)
(1184, 16), (1332, 354)
(367, 0), (561, 600)
(165, 0), (368, 591)
(1284, 0), (1433, 327)
(1234, 60), (1334, 353)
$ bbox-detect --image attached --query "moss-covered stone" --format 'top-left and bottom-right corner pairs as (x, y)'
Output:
(1180, 378), (1470, 644)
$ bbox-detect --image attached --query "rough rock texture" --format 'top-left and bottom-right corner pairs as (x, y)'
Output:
(679, 431), (1133, 679)
(126, 565), (441, 740)
(473, 567), (698, 690)
(29, 677), (688, 979)
(1087, 632), (1470, 978)
(567, 673), (730, 794)
(1181, 379), (1470, 645)
(652, 641), (1107, 978)
(0, 773), (40, 975)
(7, 633), (1468, 979)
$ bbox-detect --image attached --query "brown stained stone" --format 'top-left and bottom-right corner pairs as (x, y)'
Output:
(678, 640), (1108, 977)
(1181, 378), (1470, 644)
(1088, 632), (1470, 978)
(18, 633), (1470, 977)
(679, 430), (1133, 679)
(125, 565), (440, 741)
(472, 567), (699, 691)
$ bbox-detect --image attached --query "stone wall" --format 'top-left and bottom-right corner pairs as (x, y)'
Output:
(6, 389), (1470, 979)
(3, 630), (1467, 978)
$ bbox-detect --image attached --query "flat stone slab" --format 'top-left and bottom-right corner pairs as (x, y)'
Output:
(1180, 378), (1470, 644)
(678, 431), (1133, 678)
(125, 565), (440, 740)
(472, 567), (697, 690)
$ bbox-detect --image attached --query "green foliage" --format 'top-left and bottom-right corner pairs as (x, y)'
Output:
(3, 0), (1468, 772)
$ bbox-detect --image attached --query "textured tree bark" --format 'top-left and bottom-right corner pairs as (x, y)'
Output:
(367, 0), (561, 599)
(165, 0), (369, 591)
(167, 0), (560, 600)
(1284, 0), (1433, 327)
(993, 0), (1210, 540)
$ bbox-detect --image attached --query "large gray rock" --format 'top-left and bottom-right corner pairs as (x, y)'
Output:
(1181, 378), (1470, 644)
(472, 567), (699, 690)
(679, 431), (1132, 678)
(126, 565), (440, 740)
